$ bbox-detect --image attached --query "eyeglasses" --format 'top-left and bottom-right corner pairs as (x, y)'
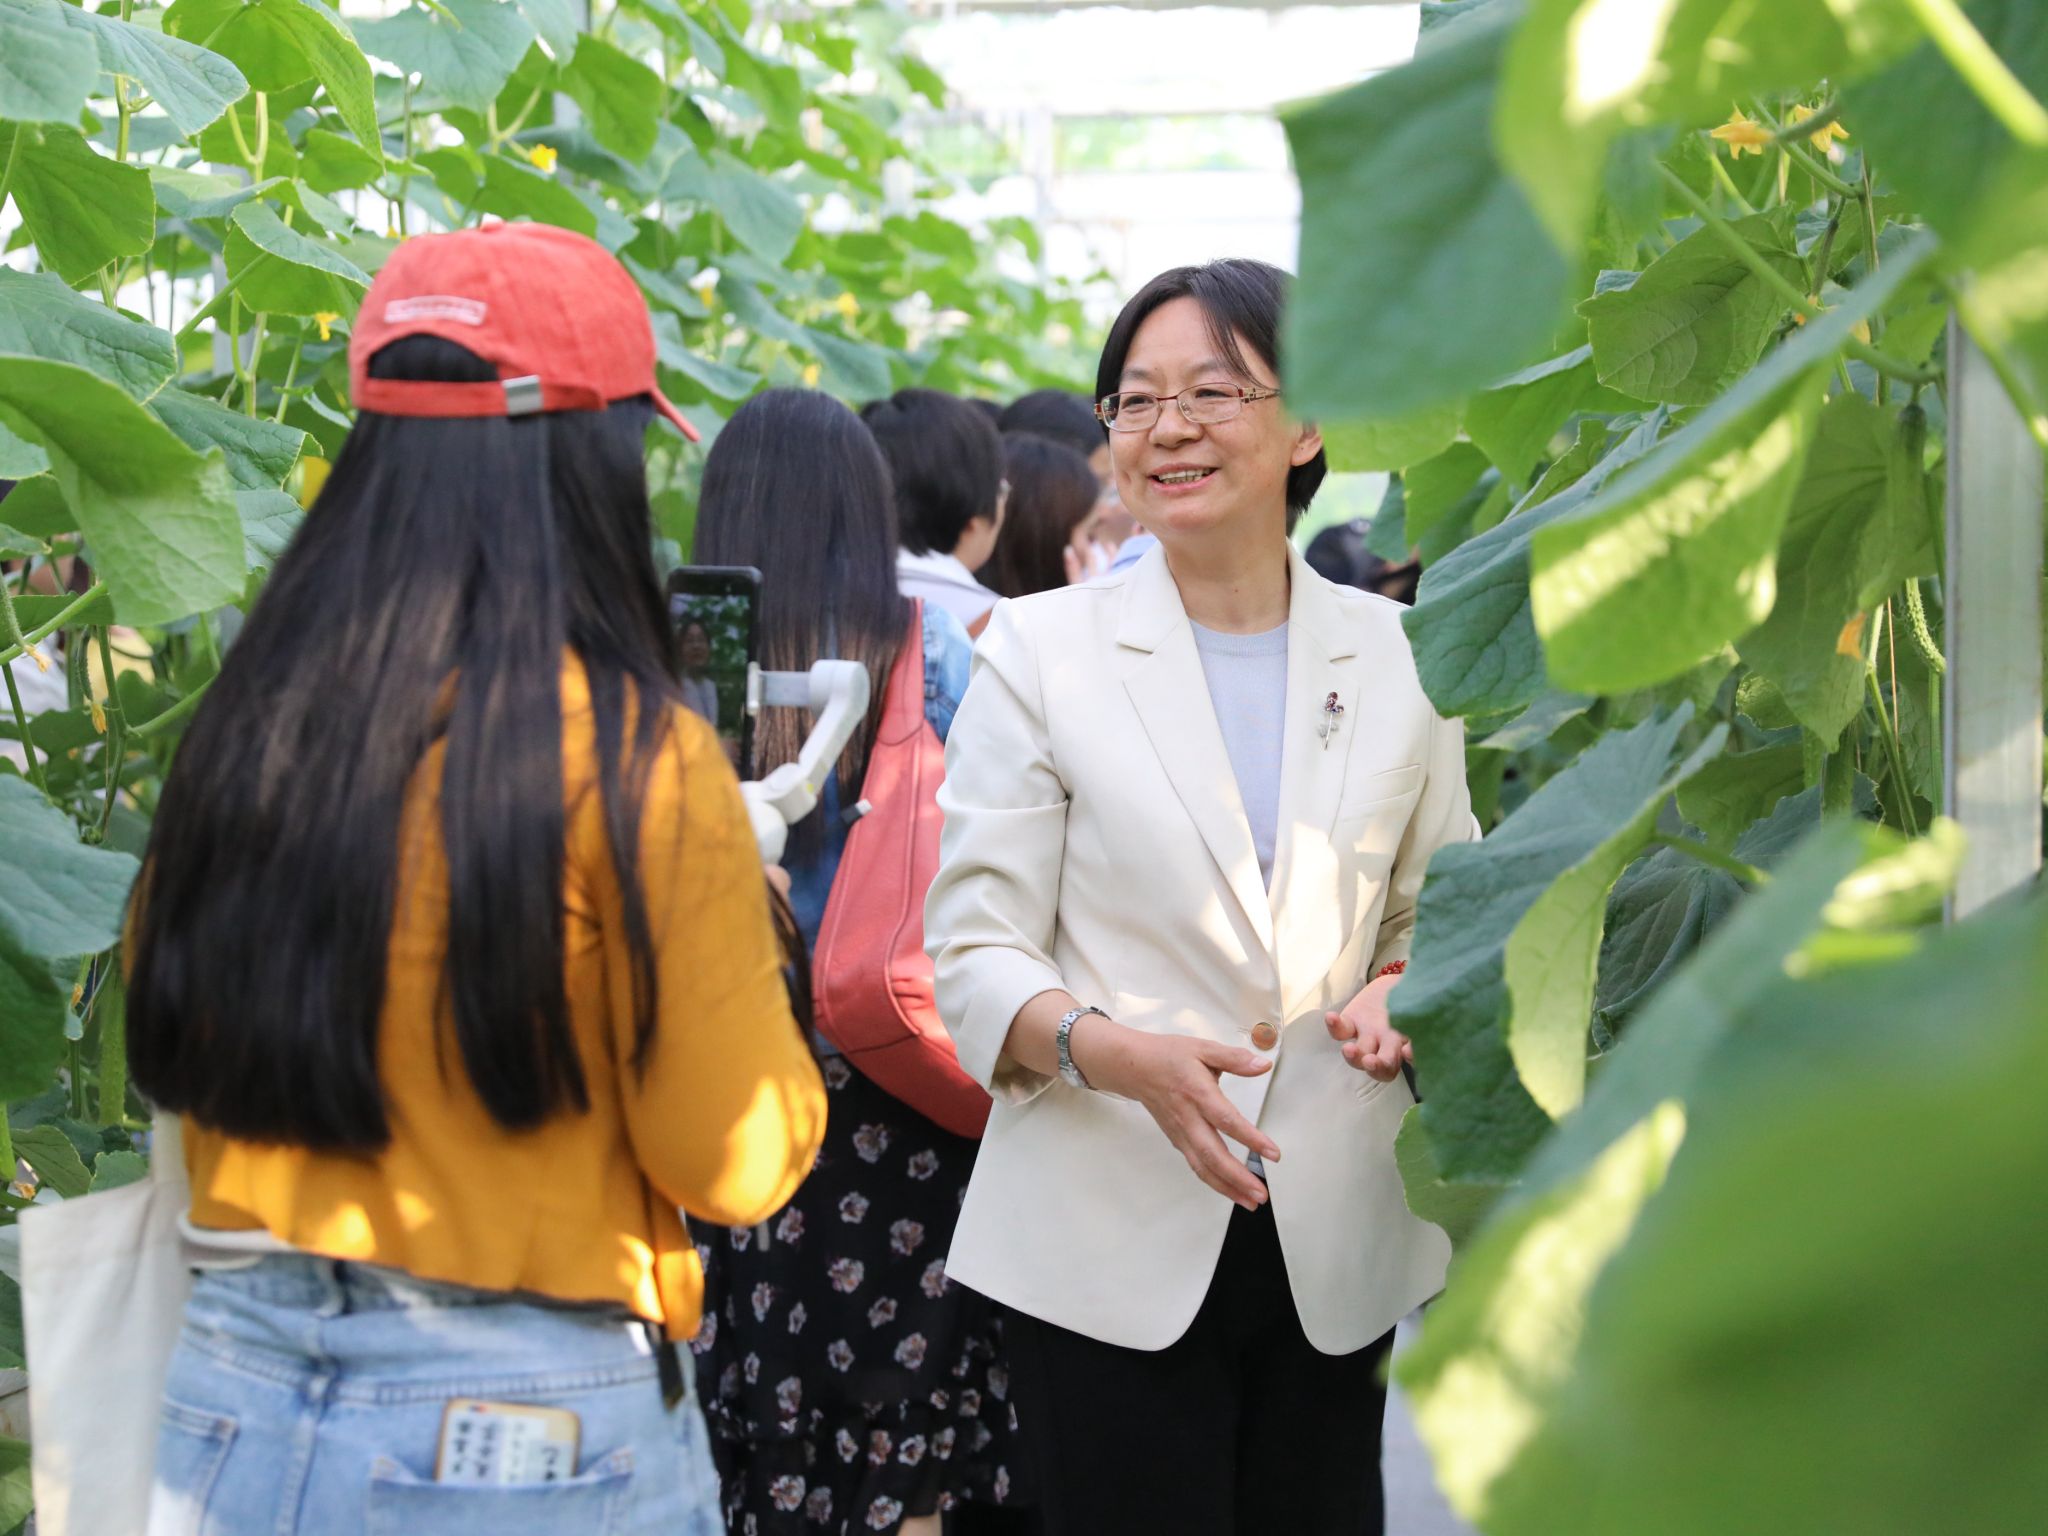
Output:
(1094, 383), (1280, 434)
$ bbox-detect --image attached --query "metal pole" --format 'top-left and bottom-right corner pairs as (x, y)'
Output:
(1942, 318), (2045, 919)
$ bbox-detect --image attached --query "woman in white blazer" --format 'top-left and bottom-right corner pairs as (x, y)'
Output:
(925, 259), (1477, 1535)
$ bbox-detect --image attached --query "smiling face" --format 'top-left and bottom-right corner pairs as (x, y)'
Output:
(1107, 296), (1322, 550)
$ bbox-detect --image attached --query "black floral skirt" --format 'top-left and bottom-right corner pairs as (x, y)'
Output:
(693, 1056), (1030, 1534)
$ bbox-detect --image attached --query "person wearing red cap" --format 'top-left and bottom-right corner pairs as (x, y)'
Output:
(126, 224), (823, 1535)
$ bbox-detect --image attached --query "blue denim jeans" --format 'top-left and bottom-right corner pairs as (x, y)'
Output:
(147, 1255), (723, 1536)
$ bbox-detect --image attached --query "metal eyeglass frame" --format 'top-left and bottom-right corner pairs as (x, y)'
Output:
(1093, 383), (1281, 433)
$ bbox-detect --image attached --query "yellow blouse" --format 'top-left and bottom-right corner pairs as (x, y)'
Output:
(181, 660), (827, 1338)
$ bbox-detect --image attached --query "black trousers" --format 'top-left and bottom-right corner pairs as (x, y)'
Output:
(1003, 1202), (1396, 1536)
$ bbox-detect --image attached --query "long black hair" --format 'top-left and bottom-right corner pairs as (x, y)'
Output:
(980, 432), (1099, 599)
(127, 336), (678, 1151)
(692, 389), (909, 843)
(1095, 259), (1327, 528)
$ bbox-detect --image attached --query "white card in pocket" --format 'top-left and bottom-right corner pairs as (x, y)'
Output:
(434, 1400), (581, 1486)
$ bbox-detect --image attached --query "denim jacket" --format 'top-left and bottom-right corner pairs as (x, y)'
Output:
(784, 601), (973, 964)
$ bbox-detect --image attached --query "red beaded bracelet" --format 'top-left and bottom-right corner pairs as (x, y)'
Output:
(1375, 960), (1407, 981)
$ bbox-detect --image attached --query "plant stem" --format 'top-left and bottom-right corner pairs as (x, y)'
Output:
(1769, 99), (1842, 148)
(95, 961), (127, 1127)
(253, 91), (269, 173)
(1706, 153), (1756, 216)
(1657, 165), (1941, 385)
(0, 124), (24, 220)
(1899, 0), (2048, 146)
(3, 657), (51, 800)
(1651, 833), (1770, 886)
(273, 336), (304, 422)
(1749, 97), (1861, 198)
(94, 625), (127, 843)
(226, 100), (258, 171)
(0, 582), (108, 669)
(1865, 668), (1921, 837)
(131, 675), (214, 737)
(1809, 204), (1842, 299)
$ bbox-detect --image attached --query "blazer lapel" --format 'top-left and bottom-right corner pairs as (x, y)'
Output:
(1269, 544), (1365, 1017)
(1117, 547), (1275, 955)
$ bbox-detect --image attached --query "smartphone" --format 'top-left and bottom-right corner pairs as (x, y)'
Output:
(435, 1399), (581, 1485)
(667, 565), (761, 780)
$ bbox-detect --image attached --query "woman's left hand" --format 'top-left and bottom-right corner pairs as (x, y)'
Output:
(1324, 973), (1411, 1082)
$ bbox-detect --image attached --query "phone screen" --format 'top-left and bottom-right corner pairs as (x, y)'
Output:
(667, 565), (761, 780)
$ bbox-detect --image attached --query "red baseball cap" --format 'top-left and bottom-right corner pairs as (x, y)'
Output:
(348, 222), (699, 441)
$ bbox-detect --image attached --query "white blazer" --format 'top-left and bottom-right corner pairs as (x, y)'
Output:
(925, 541), (1477, 1355)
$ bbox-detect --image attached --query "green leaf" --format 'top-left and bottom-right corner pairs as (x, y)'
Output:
(0, 0), (102, 125)
(0, 124), (157, 284)
(1477, 845), (2023, 1536)
(1735, 394), (1938, 744)
(0, 420), (48, 479)
(0, 354), (245, 627)
(1393, 706), (1717, 1180)
(299, 126), (385, 193)
(1395, 1106), (1502, 1249)
(678, 153), (804, 266)
(1321, 404), (1464, 474)
(0, 1433), (27, 1533)
(91, 1147), (148, 1190)
(358, 0), (535, 114)
(805, 327), (894, 402)
(0, 269), (178, 400)
(515, 0), (578, 58)
(561, 32), (663, 160)
(1283, 8), (1573, 417)
(1527, 236), (1937, 695)
(1465, 345), (1598, 484)
(239, 487), (303, 569)
(151, 165), (284, 221)
(12, 1122), (91, 1198)
(897, 51), (948, 108)
(1504, 712), (1728, 1117)
(0, 1272), (21, 1370)
(1580, 214), (1805, 405)
(0, 520), (46, 557)
(265, 0), (381, 161)
(653, 312), (760, 401)
(151, 388), (306, 489)
(59, 2), (249, 136)
(1401, 412), (1666, 719)
(225, 200), (372, 317)
(1674, 739), (1808, 849)
(1403, 441), (1490, 550)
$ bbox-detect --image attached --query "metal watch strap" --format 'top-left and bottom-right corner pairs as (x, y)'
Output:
(1056, 1005), (1108, 1090)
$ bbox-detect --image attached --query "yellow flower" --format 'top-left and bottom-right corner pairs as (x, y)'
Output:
(802, 362), (821, 388)
(88, 693), (106, 734)
(1709, 107), (1772, 158)
(313, 311), (339, 342)
(1788, 104), (1850, 156)
(833, 292), (859, 320)
(25, 642), (49, 673)
(690, 269), (720, 306)
(1852, 318), (1872, 345)
(1836, 613), (1868, 658)
(528, 143), (559, 174)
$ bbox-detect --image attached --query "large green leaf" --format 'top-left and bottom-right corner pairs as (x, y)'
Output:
(59, 2), (249, 136)
(1464, 345), (1599, 484)
(225, 200), (372, 317)
(1673, 738), (1808, 849)
(1398, 814), (1954, 1527)
(1527, 235), (1936, 694)
(151, 387), (306, 489)
(357, 0), (535, 114)
(1394, 1106), (1501, 1250)
(164, 0), (378, 162)
(0, 269), (178, 400)
(12, 1122), (91, 1199)
(0, 774), (139, 1098)
(669, 152), (805, 265)
(1403, 442), (1490, 551)
(1580, 213), (1805, 405)
(1402, 412), (1667, 719)
(1392, 706), (1718, 1180)
(1481, 847), (2027, 1536)
(1735, 394), (1939, 744)
(0, 354), (244, 627)
(516, 0), (579, 58)
(0, 0), (101, 124)
(298, 126), (384, 193)
(0, 124), (157, 284)
(0, 419), (48, 478)
(239, 487), (303, 570)
(1320, 404), (1464, 474)
(561, 32), (663, 160)
(1282, 5), (1573, 417)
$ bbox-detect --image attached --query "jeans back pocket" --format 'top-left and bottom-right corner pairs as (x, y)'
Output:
(364, 1448), (635, 1536)
(147, 1398), (239, 1536)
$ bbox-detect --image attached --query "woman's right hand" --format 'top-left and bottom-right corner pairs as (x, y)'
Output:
(1071, 1019), (1280, 1211)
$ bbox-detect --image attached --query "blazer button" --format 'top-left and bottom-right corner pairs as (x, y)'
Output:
(1250, 1021), (1279, 1051)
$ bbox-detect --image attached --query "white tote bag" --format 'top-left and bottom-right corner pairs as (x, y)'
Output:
(20, 1116), (196, 1536)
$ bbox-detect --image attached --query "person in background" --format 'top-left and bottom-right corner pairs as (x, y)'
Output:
(693, 389), (1031, 1536)
(998, 389), (1136, 554)
(863, 389), (1009, 633)
(977, 433), (1104, 600)
(678, 617), (722, 722)
(124, 225), (826, 1536)
(926, 258), (1477, 1535)
(1304, 517), (1421, 605)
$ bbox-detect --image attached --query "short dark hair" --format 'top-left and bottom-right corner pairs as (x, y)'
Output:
(980, 432), (1100, 598)
(998, 389), (1104, 460)
(1094, 259), (1326, 530)
(858, 388), (1005, 557)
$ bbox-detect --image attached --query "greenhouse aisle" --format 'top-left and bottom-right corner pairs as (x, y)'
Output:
(1386, 1315), (1476, 1536)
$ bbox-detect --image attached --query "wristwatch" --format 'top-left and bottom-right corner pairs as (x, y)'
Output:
(1056, 1005), (1109, 1091)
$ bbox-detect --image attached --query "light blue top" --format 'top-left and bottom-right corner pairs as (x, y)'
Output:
(1108, 532), (1157, 573)
(1189, 619), (1290, 889)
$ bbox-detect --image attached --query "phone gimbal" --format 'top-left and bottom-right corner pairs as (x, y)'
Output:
(737, 660), (872, 865)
